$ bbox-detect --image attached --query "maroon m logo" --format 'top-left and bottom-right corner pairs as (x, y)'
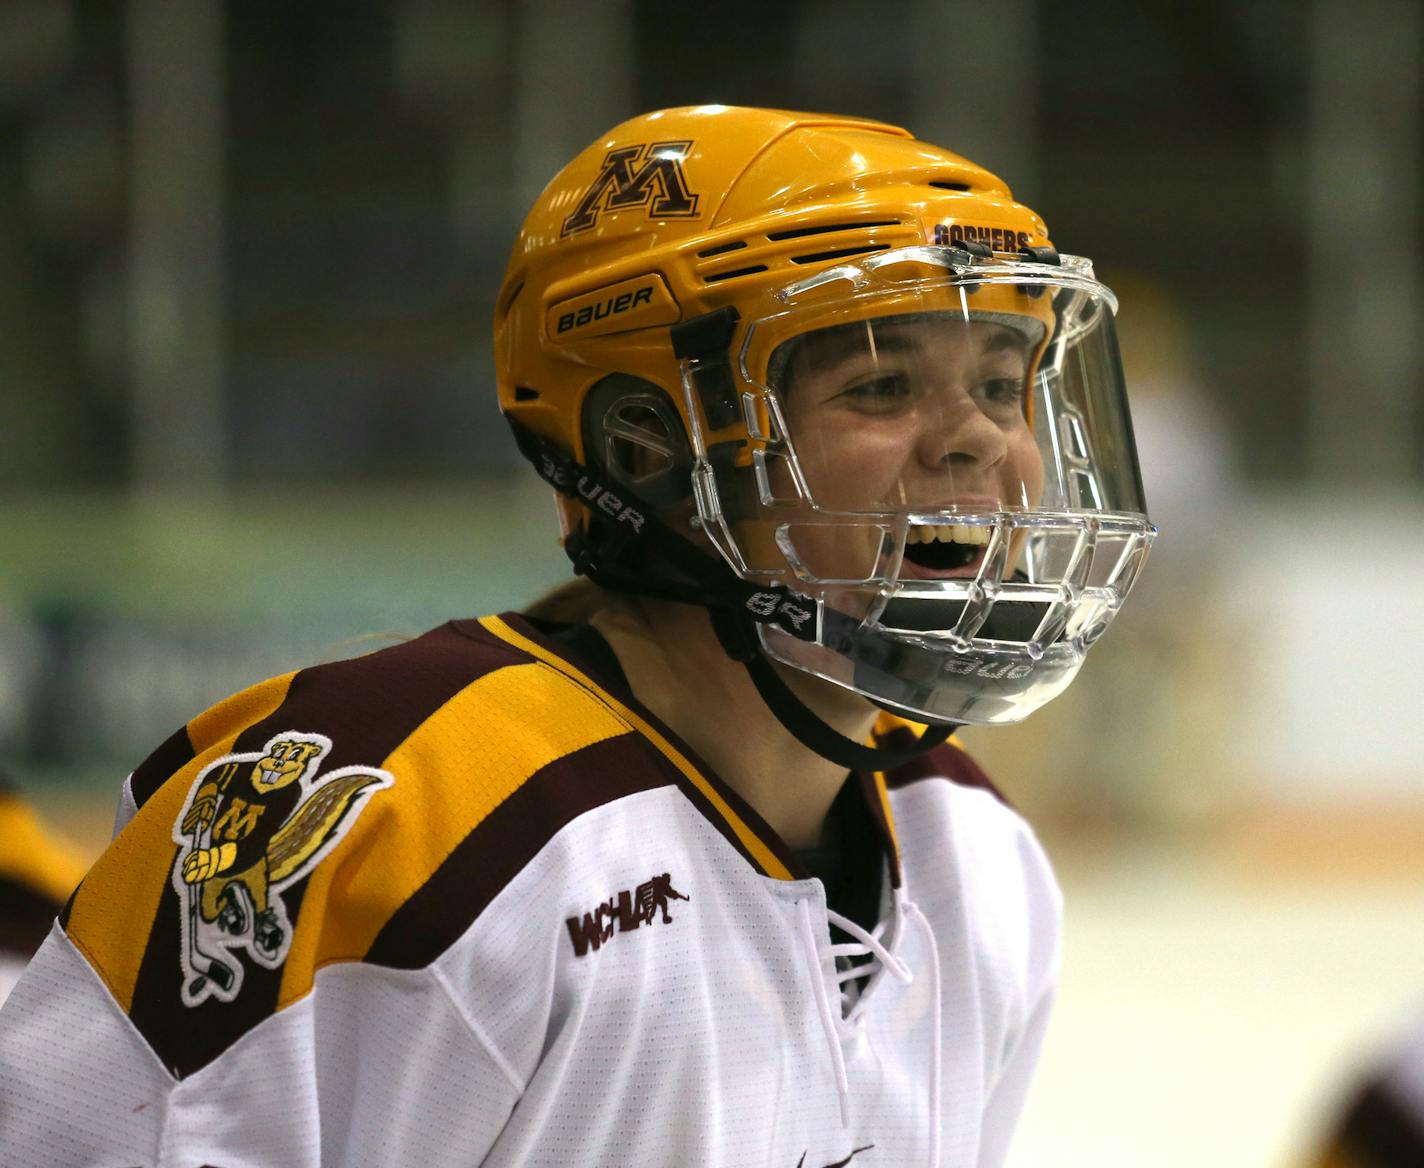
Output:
(561, 140), (700, 237)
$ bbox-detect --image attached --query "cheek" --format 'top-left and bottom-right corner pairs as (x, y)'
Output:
(792, 423), (915, 508)
(778, 522), (887, 586)
(1002, 434), (1044, 574)
(1005, 428), (1046, 508)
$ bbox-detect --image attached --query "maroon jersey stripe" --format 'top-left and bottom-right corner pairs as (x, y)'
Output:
(856, 772), (903, 890)
(128, 725), (197, 809)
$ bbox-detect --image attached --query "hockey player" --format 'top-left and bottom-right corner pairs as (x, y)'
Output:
(0, 777), (88, 1006)
(0, 107), (1153, 1166)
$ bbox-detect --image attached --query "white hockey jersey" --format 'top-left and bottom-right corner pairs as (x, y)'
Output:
(0, 614), (1060, 1167)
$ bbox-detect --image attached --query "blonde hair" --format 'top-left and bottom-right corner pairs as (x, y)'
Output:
(521, 576), (621, 625)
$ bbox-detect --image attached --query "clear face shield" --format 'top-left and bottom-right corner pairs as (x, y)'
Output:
(678, 246), (1155, 726)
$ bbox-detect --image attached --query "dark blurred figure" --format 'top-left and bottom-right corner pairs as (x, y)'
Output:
(1308, 1016), (1424, 1168)
(0, 775), (88, 1005)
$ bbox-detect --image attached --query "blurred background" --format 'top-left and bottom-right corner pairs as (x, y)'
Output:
(1, 0), (1421, 1163)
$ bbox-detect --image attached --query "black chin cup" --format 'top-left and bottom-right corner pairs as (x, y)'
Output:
(876, 596), (1053, 642)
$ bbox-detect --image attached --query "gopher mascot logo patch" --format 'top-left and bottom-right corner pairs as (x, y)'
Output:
(170, 732), (393, 1007)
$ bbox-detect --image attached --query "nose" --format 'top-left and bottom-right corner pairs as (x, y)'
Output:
(913, 393), (1008, 474)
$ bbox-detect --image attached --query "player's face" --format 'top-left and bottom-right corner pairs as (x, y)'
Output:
(778, 316), (1045, 581)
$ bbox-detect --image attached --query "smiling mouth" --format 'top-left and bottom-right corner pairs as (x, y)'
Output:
(900, 524), (989, 576)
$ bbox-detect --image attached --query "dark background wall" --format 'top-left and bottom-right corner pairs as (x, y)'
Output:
(3, 0), (1416, 493)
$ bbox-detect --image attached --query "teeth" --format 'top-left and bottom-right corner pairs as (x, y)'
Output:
(909, 524), (990, 546)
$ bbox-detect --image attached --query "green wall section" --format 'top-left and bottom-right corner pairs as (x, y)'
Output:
(0, 482), (569, 787)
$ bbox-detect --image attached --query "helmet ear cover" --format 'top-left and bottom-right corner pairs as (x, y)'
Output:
(563, 372), (710, 606)
(579, 373), (693, 510)
(569, 372), (758, 609)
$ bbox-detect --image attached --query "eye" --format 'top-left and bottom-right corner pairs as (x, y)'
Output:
(834, 373), (912, 412)
(975, 378), (1026, 408)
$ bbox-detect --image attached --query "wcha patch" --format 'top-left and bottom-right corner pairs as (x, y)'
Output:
(560, 140), (700, 237)
(565, 871), (689, 957)
(169, 731), (393, 1007)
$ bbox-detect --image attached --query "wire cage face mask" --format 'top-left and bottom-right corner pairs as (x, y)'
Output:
(679, 246), (1155, 726)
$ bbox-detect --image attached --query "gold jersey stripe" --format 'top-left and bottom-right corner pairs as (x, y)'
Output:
(872, 709), (964, 753)
(64, 671), (296, 1012)
(872, 708), (964, 750)
(478, 615), (796, 883)
(0, 797), (88, 905)
(277, 659), (631, 1007)
(869, 771), (901, 858)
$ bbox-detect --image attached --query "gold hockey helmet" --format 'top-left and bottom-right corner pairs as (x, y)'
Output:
(496, 105), (1152, 734)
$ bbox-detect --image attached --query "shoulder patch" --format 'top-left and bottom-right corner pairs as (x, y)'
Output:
(170, 731), (392, 1007)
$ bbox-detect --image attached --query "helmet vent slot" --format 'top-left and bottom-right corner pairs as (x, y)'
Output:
(514, 386), (539, 402)
(928, 180), (970, 191)
(698, 240), (747, 258)
(703, 264), (769, 284)
(766, 219), (898, 241)
(790, 243), (890, 265)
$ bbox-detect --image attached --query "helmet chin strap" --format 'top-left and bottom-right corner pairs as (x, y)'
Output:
(707, 607), (955, 773)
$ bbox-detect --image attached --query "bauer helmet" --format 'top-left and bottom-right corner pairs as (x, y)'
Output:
(496, 105), (1153, 753)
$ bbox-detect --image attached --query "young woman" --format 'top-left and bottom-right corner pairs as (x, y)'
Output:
(0, 106), (1153, 1167)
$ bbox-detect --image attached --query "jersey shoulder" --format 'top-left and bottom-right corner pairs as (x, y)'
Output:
(61, 615), (665, 1079)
